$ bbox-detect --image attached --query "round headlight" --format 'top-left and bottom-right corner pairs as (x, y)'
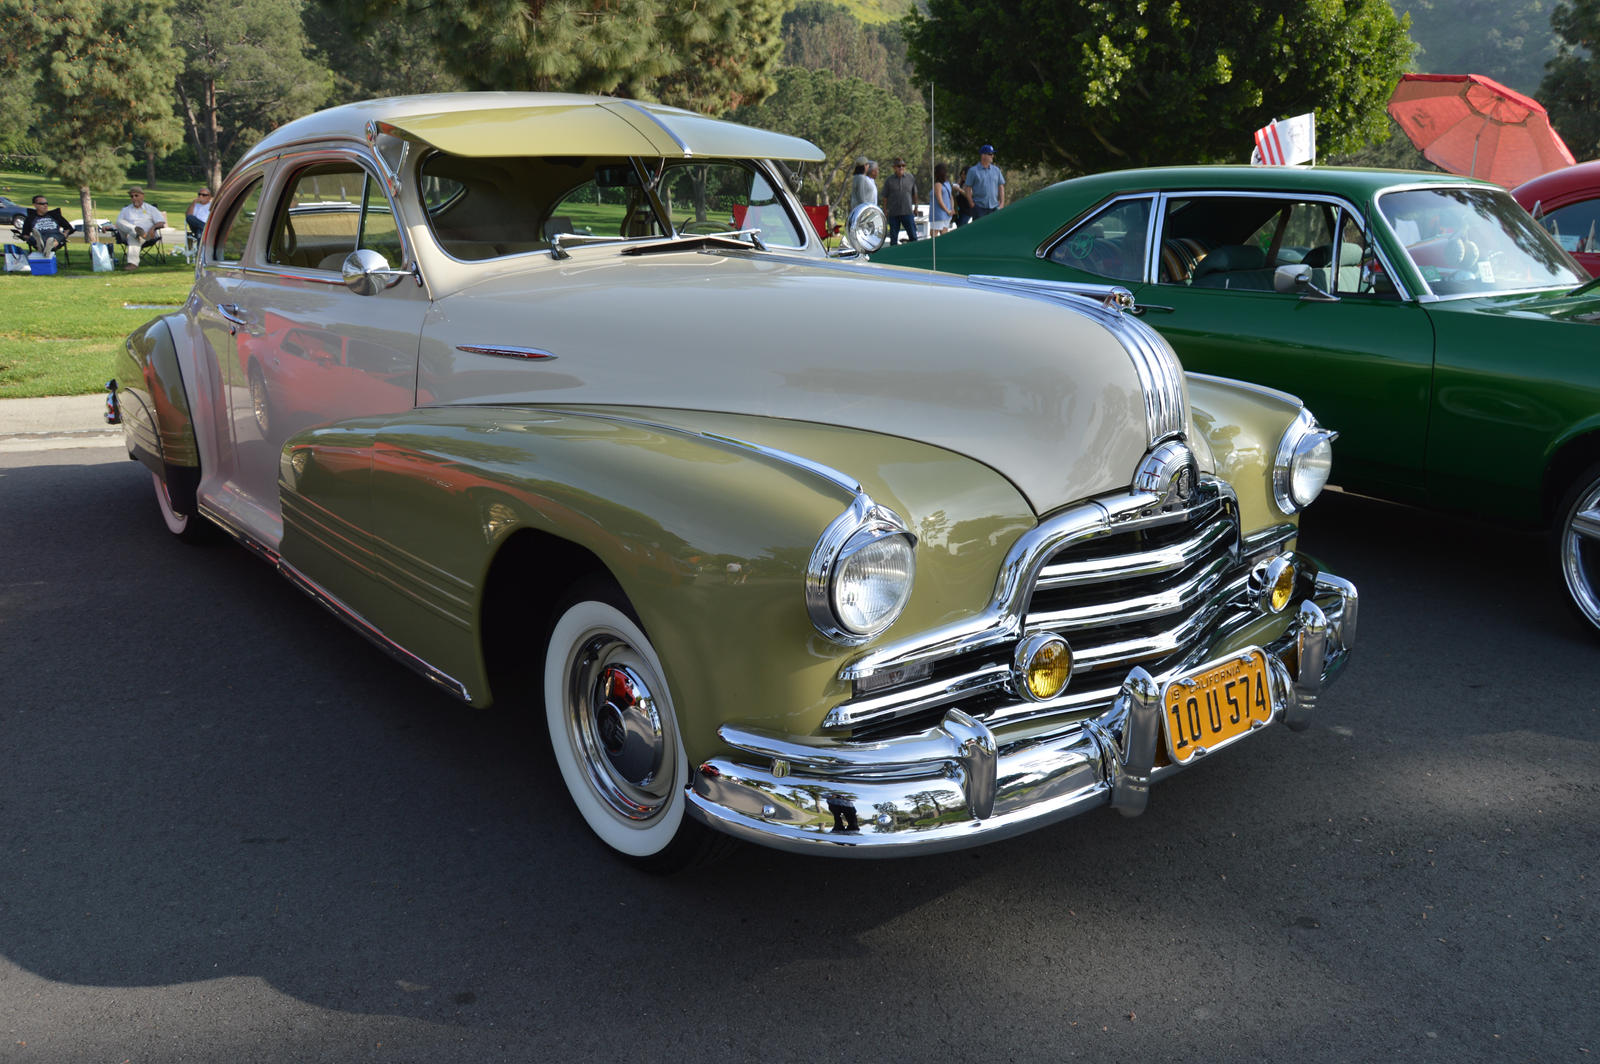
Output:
(832, 529), (915, 637)
(1273, 409), (1338, 514)
(807, 495), (918, 645)
(1288, 432), (1334, 509)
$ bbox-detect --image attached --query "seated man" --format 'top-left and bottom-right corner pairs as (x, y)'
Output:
(14, 195), (75, 256)
(114, 186), (166, 269)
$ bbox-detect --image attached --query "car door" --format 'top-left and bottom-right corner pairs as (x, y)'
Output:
(215, 152), (428, 549)
(1129, 192), (1437, 501)
(189, 173), (268, 512)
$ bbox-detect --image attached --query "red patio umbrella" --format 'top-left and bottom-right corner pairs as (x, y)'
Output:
(1387, 73), (1575, 188)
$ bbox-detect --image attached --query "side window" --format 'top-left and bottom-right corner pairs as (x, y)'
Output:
(1159, 197), (1332, 291)
(214, 178), (264, 262)
(1332, 213), (1399, 299)
(1047, 198), (1149, 281)
(1537, 199), (1600, 255)
(268, 162), (365, 271)
(360, 177), (403, 265)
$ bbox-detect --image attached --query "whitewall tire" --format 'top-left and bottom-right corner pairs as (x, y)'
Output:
(543, 593), (694, 861)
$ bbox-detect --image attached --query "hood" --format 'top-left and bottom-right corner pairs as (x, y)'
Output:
(419, 250), (1162, 514)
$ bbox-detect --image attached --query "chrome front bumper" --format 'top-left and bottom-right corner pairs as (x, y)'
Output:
(687, 572), (1357, 857)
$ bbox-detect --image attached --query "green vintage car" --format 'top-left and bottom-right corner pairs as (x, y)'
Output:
(110, 97), (1355, 868)
(876, 166), (1600, 633)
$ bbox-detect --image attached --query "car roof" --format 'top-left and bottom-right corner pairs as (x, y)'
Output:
(1513, 159), (1600, 203)
(241, 92), (826, 167)
(1038, 165), (1494, 203)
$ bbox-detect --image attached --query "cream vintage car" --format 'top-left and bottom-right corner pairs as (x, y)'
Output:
(109, 94), (1357, 869)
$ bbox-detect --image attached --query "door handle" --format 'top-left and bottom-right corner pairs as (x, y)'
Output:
(217, 303), (247, 335)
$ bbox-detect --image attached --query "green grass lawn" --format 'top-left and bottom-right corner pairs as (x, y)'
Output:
(1, 166), (204, 233)
(0, 252), (194, 398)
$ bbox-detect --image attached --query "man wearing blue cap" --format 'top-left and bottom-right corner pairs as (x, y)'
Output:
(963, 145), (1005, 221)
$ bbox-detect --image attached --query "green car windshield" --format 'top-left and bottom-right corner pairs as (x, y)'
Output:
(1378, 186), (1584, 297)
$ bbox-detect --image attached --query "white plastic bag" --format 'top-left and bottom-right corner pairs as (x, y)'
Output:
(3, 245), (29, 273)
(90, 243), (114, 272)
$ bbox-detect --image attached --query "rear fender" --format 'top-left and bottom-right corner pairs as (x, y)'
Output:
(115, 315), (200, 513)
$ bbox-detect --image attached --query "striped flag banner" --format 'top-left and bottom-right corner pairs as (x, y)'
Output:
(1251, 113), (1316, 166)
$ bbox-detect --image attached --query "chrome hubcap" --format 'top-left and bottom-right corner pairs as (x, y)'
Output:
(565, 632), (672, 823)
(1563, 483), (1600, 629)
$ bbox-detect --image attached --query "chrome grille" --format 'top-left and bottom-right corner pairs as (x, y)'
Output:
(839, 482), (1249, 742)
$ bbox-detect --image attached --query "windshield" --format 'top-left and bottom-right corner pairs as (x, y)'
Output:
(1378, 186), (1584, 297)
(417, 151), (803, 261)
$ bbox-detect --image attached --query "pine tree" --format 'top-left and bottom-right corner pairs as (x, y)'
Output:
(4, 0), (182, 240)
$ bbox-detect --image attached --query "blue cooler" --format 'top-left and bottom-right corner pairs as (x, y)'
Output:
(27, 252), (57, 276)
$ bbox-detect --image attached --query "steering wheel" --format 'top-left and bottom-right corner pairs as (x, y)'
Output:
(679, 219), (734, 235)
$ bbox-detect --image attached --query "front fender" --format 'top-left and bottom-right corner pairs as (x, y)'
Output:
(278, 405), (1036, 759)
(1186, 372), (1307, 536)
(114, 315), (200, 512)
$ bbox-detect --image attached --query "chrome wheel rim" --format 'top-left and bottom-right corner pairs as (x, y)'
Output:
(563, 629), (675, 824)
(1562, 477), (1600, 629)
(249, 369), (270, 435)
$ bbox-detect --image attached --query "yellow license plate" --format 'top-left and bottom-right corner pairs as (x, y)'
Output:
(1161, 649), (1275, 765)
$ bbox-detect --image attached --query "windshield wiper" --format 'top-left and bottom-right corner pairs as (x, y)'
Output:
(620, 229), (768, 256)
(1569, 274), (1600, 298)
(549, 232), (627, 260)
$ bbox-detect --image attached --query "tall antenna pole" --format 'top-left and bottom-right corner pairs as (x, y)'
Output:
(930, 83), (936, 271)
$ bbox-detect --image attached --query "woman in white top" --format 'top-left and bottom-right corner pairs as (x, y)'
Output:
(185, 188), (212, 238)
(930, 163), (954, 236)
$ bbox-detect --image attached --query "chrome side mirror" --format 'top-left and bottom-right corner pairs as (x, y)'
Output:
(843, 204), (887, 255)
(342, 248), (413, 296)
(1274, 263), (1337, 302)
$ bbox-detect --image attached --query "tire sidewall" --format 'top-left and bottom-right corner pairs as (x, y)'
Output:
(543, 598), (688, 858)
(152, 471), (190, 537)
(1557, 462), (1600, 633)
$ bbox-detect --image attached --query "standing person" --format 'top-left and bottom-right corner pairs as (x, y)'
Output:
(114, 187), (166, 270)
(14, 195), (75, 256)
(929, 163), (954, 236)
(185, 187), (212, 238)
(963, 144), (1006, 221)
(849, 156), (878, 214)
(882, 158), (919, 245)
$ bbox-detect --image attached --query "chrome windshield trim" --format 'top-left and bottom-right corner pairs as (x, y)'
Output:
(967, 274), (1186, 446)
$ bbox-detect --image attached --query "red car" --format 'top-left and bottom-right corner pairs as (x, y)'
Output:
(1514, 159), (1600, 278)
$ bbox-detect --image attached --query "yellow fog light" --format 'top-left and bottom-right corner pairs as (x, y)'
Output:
(1013, 633), (1073, 702)
(1254, 555), (1298, 614)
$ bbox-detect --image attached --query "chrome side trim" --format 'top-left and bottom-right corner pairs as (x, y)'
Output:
(456, 344), (558, 361)
(967, 274), (1186, 446)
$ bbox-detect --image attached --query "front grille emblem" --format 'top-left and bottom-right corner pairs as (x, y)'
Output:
(1134, 439), (1199, 513)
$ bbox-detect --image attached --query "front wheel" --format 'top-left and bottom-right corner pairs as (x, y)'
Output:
(543, 582), (730, 871)
(1556, 462), (1600, 635)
